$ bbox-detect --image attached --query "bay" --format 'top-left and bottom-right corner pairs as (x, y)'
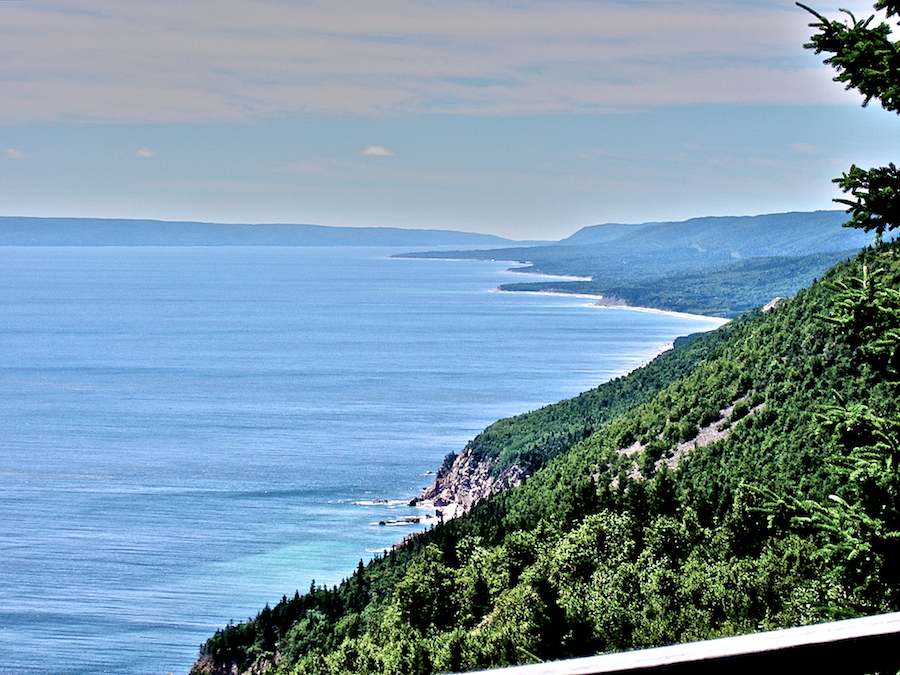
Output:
(0, 246), (724, 675)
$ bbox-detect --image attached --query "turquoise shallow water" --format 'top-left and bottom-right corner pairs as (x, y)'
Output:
(0, 246), (724, 674)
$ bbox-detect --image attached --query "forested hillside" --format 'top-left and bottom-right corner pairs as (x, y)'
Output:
(501, 250), (859, 318)
(193, 240), (900, 675)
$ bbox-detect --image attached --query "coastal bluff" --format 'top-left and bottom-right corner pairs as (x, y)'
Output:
(410, 446), (529, 520)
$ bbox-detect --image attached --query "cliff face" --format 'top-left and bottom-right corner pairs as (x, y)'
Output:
(191, 649), (274, 675)
(411, 446), (528, 519)
(190, 651), (238, 675)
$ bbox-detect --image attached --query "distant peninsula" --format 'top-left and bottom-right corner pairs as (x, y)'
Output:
(397, 210), (880, 318)
(0, 216), (521, 248)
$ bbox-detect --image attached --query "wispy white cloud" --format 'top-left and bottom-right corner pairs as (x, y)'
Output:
(281, 157), (394, 179)
(791, 142), (818, 154)
(135, 147), (156, 158)
(6, 148), (26, 159)
(361, 146), (393, 156)
(148, 178), (289, 194)
(0, 0), (868, 124)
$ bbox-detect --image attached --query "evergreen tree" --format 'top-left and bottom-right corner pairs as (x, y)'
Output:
(799, 0), (900, 240)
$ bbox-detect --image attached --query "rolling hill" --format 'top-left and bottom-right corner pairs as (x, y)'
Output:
(398, 210), (878, 317)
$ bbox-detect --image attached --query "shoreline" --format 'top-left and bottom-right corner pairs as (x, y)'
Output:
(365, 265), (730, 551)
(503, 269), (593, 282)
(407, 255), (728, 323)
(400, 286), (730, 535)
(491, 288), (730, 324)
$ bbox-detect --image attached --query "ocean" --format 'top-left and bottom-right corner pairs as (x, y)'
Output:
(0, 246), (725, 674)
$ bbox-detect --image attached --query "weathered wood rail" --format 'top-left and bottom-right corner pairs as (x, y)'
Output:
(458, 612), (900, 675)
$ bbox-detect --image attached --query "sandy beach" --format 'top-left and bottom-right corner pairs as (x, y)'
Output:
(492, 287), (731, 324)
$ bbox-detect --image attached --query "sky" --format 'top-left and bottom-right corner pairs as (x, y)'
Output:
(2, 0), (900, 240)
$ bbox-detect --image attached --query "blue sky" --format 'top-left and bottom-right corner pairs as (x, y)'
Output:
(2, 0), (899, 240)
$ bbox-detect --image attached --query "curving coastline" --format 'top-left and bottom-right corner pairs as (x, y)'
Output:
(492, 286), (733, 323)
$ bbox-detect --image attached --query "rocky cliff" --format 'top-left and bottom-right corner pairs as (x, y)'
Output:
(410, 446), (528, 519)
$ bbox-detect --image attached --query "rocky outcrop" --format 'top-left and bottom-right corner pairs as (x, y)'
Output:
(190, 650), (275, 675)
(411, 446), (529, 519)
(190, 651), (238, 675)
(612, 397), (765, 485)
(191, 449), (528, 675)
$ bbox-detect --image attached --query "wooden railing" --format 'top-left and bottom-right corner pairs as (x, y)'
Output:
(459, 612), (900, 675)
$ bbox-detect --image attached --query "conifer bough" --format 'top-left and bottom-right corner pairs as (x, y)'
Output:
(799, 0), (900, 241)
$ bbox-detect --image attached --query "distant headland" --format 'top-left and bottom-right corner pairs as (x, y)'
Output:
(396, 210), (882, 318)
(0, 216), (522, 247)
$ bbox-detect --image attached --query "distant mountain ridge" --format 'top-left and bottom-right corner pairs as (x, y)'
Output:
(412, 211), (873, 278)
(398, 210), (880, 317)
(559, 211), (860, 251)
(0, 217), (517, 247)
(559, 222), (646, 245)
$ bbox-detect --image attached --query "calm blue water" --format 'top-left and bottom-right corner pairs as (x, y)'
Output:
(0, 247), (724, 674)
